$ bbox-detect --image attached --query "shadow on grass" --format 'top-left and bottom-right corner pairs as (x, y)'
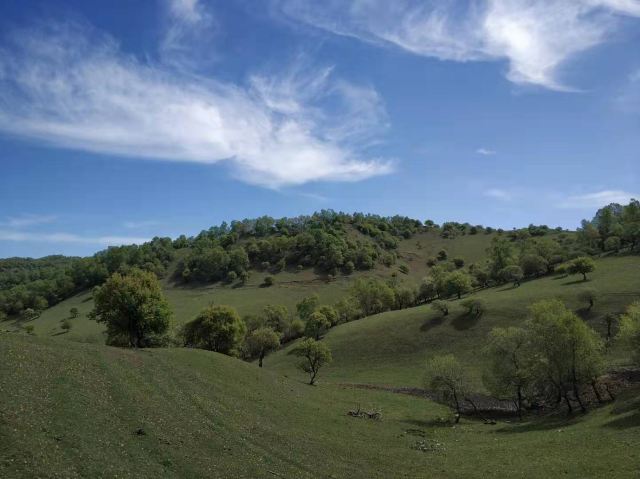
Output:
(562, 278), (592, 286)
(602, 390), (640, 430)
(451, 312), (480, 331)
(51, 331), (70, 337)
(402, 418), (455, 429)
(420, 316), (446, 332)
(494, 414), (585, 434)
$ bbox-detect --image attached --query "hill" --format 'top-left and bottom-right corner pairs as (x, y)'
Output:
(2, 333), (640, 478)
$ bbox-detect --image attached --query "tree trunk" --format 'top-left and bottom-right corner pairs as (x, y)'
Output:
(582, 272), (587, 281)
(457, 291), (461, 299)
(564, 393), (573, 414)
(591, 380), (603, 403)
(259, 351), (264, 368)
(452, 388), (461, 423)
(573, 382), (586, 413)
(516, 386), (523, 420)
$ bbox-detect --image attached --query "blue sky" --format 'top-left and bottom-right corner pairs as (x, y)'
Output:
(1, 0), (639, 257)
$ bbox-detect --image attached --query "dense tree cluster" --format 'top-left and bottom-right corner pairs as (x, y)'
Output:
(577, 200), (640, 253)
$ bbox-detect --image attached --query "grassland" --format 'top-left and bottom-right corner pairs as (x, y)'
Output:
(2, 333), (640, 478)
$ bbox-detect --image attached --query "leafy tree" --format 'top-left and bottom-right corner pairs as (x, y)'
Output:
(461, 298), (485, 317)
(453, 257), (465, 269)
(424, 355), (469, 423)
(437, 249), (448, 261)
(182, 305), (246, 355)
(296, 295), (319, 321)
(23, 308), (39, 321)
(618, 302), (640, 364)
(349, 278), (395, 316)
(444, 271), (472, 299)
(334, 296), (361, 323)
(578, 288), (598, 310)
(487, 237), (514, 279)
(431, 300), (449, 316)
(263, 275), (275, 287)
(525, 300), (604, 413)
(261, 304), (290, 334)
(568, 256), (596, 281)
(520, 254), (548, 278)
(500, 265), (524, 287)
(418, 277), (437, 303)
(483, 327), (530, 418)
(90, 269), (172, 348)
(69, 307), (79, 319)
(293, 338), (332, 385)
(603, 236), (621, 252)
(394, 285), (416, 309)
(246, 327), (281, 367)
(317, 305), (339, 326)
(304, 311), (331, 340)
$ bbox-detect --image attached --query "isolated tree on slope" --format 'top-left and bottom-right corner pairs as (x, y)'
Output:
(424, 354), (470, 423)
(246, 327), (281, 367)
(568, 257), (596, 281)
(90, 269), (172, 348)
(293, 338), (332, 385)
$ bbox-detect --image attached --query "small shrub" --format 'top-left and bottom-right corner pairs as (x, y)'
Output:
(431, 300), (449, 316)
(453, 258), (465, 269)
(60, 318), (73, 332)
(437, 250), (448, 261)
(263, 276), (275, 287)
(461, 298), (485, 317)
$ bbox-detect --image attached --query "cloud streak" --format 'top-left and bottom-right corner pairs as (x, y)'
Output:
(0, 22), (392, 188)
(2, 214), (58, 228)
(0, 229), (149, 246)
(558, 189), (639, 208)
(276, 0), (640, 90)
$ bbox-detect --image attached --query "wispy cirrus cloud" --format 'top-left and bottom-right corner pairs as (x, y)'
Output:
(483, 188), (512, 201)
(2, 214), (58, 228)
(0, 230), (148, 246)
(275, 0), (640, 90)
(558, 189), (639, 208)
(476, 147), (496, 156)
(0, 20), (392, 188)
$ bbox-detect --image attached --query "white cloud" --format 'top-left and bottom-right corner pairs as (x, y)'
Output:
(483, 188), (512, 200)
(123, 220), (161, 229)
(476, 147), (496, 155)
(2, 214), (57, 228)
(0, 22), (392, 188)
(0, 230), (148, 246)
(559, 190), (639, 208)
(276, 0), (640, 90)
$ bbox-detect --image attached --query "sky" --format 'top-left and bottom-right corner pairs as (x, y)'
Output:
(1, 0), (639, 258)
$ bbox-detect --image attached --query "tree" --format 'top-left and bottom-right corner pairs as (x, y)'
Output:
(69, 307), (79, 319)
(483, 327), (530, 418)
(520, 254), (548, 278)
(444, 271), (472, 299)
(525, 300), (604, 413)
(437, 249), (448, 261)
(296, 295), (319, 321)
(604, 313), (617, 341)
(60, 318), (72, 332)
(431, 300), (449, 316)
(453, 257), (465, 269)
(261, 304), (290, 334)
(604, 236), (621, 252)
(349, 278), (395, 316)
(23, 308), (39, 321)
(304, 311), (331, 340)
(246, 327), (281, 367)
(394, 285), (416, 309)
(500, 265), (524, 287)
(293, 338), (332, 385)
(263, 275), (275, 287)
(568, 256), (595, 281)
(461, 298), (485, 318)
(182, 305), (246, 355)
(90, 269), (172, 348)
(317, 305), (339, 326)
(578, 288), (598, 310)
(418, 277), (437, 303)
(487, 237), (514, 280)
(424, 355), (469, 423)
(618, 302), (640, 364)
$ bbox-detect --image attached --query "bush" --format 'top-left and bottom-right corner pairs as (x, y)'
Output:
(437, 250), (448, 261)
(461, 298), (485, 317)
(426, 257), (437, 267)
(431, 300), (449, 316)
(453, 258), (465, 269)
(60, 318), (73, 332)
(225, 270), (237, 283)
(69, 307), (79, 318)
(263, 276), (275, 287)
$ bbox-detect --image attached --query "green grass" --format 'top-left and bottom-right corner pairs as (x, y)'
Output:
(268, 255), (640, 388)
(2, 333), (640, 478)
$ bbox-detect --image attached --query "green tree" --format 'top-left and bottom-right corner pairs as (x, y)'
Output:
(304, 311), (331, 340)
(23, 308), (39, 321)
(520, 254), (548, 278)
(261, 304), (290, 334)
(90, 269), (172, 348)
(487, 237), (514, 280)
(293, 338), (332, 385)
(349, 278), (395, 316)
(69, 307), (79, 319)
(296, 295), (319, 321)
(263, 275), (275, 287)
(182, 305), (246, 355)
(525, 300), (604, 413)
(317, 305), (339, 326)
(604, 236), (621, 252)
(418, 277), (437, 303)
(568, 256), (596, 281)
(618, 302), (640, 364)
(424, 355), (469, 423)
(444, 271), (472, 299)
(246, 327), (281, 367)
(60, 318), (72, 332)
(461, 298), (485, 317)
(483, 327), (530, 418)
(500, 265), (524, 287)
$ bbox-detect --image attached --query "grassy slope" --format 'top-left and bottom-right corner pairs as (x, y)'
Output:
(2, 333), (639, 478)
(268, 255), (640, 387)
(26, 231), (498, 343)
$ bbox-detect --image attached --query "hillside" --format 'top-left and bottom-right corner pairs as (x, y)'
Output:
(2, 333), (640, 478)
